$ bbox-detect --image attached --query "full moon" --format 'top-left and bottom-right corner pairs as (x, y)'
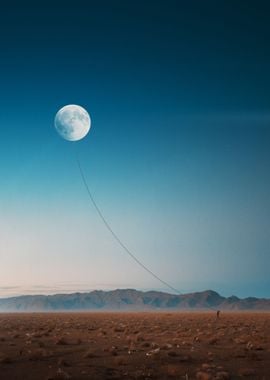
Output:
(54, 104), (91, 141)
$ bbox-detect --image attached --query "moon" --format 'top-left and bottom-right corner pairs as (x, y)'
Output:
(54, 104), (91, 141)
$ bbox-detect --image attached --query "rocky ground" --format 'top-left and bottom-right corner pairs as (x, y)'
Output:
(0, 312), (269, 379)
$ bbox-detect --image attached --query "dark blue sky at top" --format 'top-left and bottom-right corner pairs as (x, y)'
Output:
(0, 1), (270, 297)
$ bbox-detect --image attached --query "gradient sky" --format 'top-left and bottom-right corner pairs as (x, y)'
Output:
(0, 1), (269, 298)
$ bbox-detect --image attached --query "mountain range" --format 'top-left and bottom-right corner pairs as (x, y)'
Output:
(0, 289), (269, 311)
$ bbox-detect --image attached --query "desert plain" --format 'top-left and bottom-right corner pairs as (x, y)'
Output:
(0, 312), (269, 380)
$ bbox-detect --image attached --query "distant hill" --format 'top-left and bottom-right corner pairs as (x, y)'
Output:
(0, 289), (269, 311)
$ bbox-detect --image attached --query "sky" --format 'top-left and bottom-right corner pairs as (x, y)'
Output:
(0, 1), (269, 298)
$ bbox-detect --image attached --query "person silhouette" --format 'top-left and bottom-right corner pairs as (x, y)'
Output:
(216, 310), (220, 319)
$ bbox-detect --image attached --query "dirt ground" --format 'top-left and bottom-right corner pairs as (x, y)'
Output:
(0, 312), (269, 379)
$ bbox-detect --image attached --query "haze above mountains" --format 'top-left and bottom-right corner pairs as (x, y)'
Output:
(0, 289), (269, 312)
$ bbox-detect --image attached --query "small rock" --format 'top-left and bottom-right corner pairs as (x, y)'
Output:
(216, 371), (230, 380)
(207, 337), (218, 345)
(141, 341), (151, 348)
(162, 343), (173, 350)
(196, 371), (212, 380)
(55, 337), (68, 345)
(0, 355), (12, 364)
(83, 350), (97, 359)
(167, 350), (178, 357)
(167, 364), (180, 376)
(55, 368), (72, 379)
(57, 358), (70, 367)
(238, 368), (256, 376)
(179, 354), (192, 362)
(146, 348), (160, 356)
(109, 346), (118, 356)
(201, 363), (212, 370)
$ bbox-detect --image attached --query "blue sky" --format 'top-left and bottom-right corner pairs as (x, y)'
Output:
(0, 1), (269, 298)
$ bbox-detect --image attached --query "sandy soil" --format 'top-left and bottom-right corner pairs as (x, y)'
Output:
(0, 312), (269, 379)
